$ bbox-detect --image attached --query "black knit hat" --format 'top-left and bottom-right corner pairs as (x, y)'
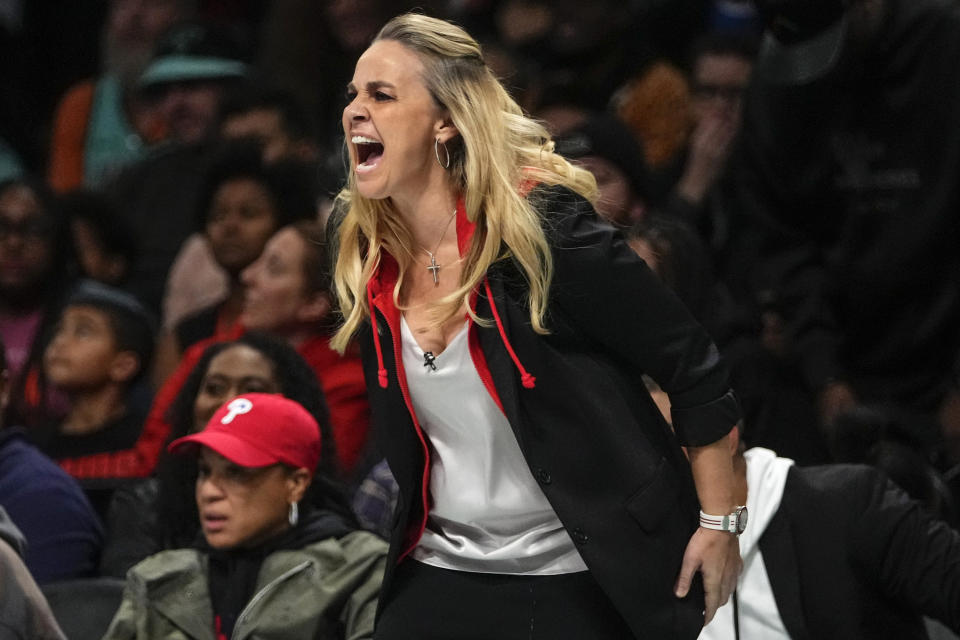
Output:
(554, 114), (649, 200)
(754, 0), (848, 84)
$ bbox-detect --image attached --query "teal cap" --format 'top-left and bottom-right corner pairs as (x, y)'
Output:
(139, 54), (248, 88)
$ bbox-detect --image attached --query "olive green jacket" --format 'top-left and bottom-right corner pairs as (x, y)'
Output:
(101, 530), (387, 640)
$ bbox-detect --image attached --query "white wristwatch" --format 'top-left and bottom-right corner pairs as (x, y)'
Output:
(699, 506), (748, 535)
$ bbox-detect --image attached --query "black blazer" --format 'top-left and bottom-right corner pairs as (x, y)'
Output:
(357, 185), (741, 639)
(760, 465), (960, 639)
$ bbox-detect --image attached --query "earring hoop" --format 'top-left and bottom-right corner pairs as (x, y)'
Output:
(288, 501), (299, 526)
(434, 138), (451, 169)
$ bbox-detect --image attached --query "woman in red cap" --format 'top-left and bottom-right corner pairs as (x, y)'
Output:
(99, 332), (354, 578)
(102, 393), (387, 640)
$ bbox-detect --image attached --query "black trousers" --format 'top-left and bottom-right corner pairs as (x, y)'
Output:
(374, 560), (635, 640)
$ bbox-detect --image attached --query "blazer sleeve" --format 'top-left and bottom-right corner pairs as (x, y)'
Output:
(535, 184), (740, 446)
(847, 467), (960, 633)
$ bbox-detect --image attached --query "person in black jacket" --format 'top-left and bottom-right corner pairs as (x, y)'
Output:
(700, 425), (960, 639)
(736, 0), (960, 463)
(329, 13), (743, 640)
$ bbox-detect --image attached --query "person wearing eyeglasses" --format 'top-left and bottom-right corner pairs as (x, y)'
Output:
(0, 177), (76, 429)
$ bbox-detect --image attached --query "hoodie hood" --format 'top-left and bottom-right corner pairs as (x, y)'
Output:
(740, 447), (794, 558)
(701, 448), (795, 640)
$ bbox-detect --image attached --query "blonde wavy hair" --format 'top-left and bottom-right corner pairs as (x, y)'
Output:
(330, 12), (597, 353)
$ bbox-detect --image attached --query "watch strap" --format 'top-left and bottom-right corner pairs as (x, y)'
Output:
(699, 506), (747, 535)
(699, 510), (735, 532)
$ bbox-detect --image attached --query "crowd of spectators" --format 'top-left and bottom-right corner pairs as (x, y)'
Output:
(1, 0), (960, 638)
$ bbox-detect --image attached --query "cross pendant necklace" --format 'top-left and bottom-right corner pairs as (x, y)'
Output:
(421, 208), (457, 287)
(425, 253), (441, 284)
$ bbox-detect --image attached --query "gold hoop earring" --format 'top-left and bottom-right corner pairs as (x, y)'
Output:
(434, 138), (451, 169)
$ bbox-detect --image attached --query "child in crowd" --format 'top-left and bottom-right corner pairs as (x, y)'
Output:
(31, 280), (156, 518)
(102, 393), (386, 640)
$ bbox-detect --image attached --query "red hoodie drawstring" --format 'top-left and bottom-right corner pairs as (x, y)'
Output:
(483, 277), (536, 389)
(368, 272), (535, 390)
(215, 615), (227, 640)
(367, 284), (389, 388)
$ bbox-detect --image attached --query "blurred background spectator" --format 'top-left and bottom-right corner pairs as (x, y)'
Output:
(735, 0), (960, 475)
(554, 114), (650, 227)
(160, 86), (328, 334)
(0, 177), (75, 430)
(104, 20), (252, 313)
(151, 141), (315, 384)
(47, 0), (192, 192)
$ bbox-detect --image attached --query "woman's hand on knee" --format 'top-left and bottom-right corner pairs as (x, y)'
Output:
(674, 527), (741, 625)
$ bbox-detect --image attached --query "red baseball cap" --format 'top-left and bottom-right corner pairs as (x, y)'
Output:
(168, 393), (321, 472)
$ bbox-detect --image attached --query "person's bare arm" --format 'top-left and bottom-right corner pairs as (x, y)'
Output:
(674, 436), (742, 625)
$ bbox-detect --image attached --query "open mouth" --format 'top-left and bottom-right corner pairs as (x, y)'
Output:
(352, 135), (384, 171)
(202, 513), (228, 533)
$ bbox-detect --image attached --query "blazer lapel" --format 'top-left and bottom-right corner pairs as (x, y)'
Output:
(759, 511), (812, 640)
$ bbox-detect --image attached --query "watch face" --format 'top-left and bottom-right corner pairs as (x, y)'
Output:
(736, 506), (749, 534)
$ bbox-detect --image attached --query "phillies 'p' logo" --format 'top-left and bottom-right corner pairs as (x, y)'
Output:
(222, 397), (253, 424)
